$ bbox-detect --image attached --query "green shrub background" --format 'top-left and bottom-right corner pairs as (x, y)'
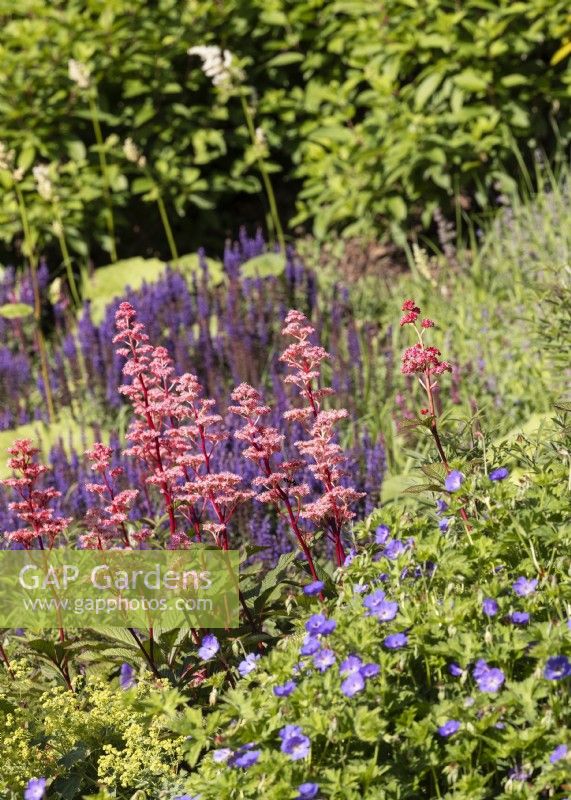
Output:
(1, 0), (569, 260)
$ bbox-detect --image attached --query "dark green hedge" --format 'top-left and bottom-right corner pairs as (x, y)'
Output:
(0, 0), (569, 259)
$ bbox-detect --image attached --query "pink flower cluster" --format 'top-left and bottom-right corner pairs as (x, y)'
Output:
(401, 343), (451, 376)
(2, 439), (70, 548)
(112, 301), (253, 550)
(231, 310), (363, 570)
(2, 305), (362, 576)
(400, 300), (451, 377)
(82, 443), (142, 549)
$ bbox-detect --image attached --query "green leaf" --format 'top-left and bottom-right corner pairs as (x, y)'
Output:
(385, 196), (407, 221)
(403, 482), (442, 495)
(240, 252), (286, 278)
(17, 144), (35, 175)
(414, 71), (444, 110)
(266, 52), (304, 67)
(453, 70), (488, 92)
(0, 302), (34, 319)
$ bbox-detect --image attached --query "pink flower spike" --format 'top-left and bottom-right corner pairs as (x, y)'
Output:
(2, 439), (70, 548)
(421, 318), (435, 328)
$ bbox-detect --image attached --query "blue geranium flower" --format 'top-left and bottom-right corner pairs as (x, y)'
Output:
(313, 649), (336, 672)
(384, 632), (408, 650)
(512, 576), (538, 597)
(549, 744), (568, 764)
(238, 653), (260, 677)
(438, 720), (460, 737)
(544, 656), (571, 680)
(482, 597), (499, 617)
(280, 725), (311, 760)
(296, 782), (319, 799)
(273, 679), (297, 697)
(303, 580), (324, 596)
(444, 470), (464, 492)
(198, 634), (219, 661)
(24, 779), (46, 800)
(375, 524), (390, 544)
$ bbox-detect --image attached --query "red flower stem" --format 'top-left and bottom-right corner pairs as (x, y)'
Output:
(304, 377), (346, 566)
(258, 452), (320, 582)
(125, 329), (177, 538)
(101, 470), (131, 547)
(423, 369), (471, 531)
(128, 627), (161, 678)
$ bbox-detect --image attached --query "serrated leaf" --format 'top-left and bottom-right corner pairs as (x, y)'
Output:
(403, 483), (442, 495)
(420, 463), (447, 482)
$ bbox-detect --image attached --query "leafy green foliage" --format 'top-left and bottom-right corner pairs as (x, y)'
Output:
(0, 0), (569, 257)
(175, 422), (571, 799)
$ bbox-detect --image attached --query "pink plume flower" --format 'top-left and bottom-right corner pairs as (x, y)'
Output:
(2, 439), (71, 548)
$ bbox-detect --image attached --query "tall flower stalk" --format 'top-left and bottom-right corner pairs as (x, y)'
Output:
(187, 45), (285, 253)
(230, 383), (320, 580)
(68, 59), (117, 262)
(239, 91), (285, 254)
(33, 164), (81, 307)
(280, 311), (364, 565)
(122, 138), (179, 260)
(400, 300), (470, 528)
(13, 180), (56, 422)
(231, 310), (363, 571)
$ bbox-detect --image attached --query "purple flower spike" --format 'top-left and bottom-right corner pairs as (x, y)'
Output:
(444, 470), (464, 492)
(544, 655), (571, 680)
(448, 662), (463, 677)
(438, 720), (461, 737)
(512, 577), (538, 597)
(489, 467), (509, 481)
(438, 517), (452, 533)
(303, 580), (324, 596)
